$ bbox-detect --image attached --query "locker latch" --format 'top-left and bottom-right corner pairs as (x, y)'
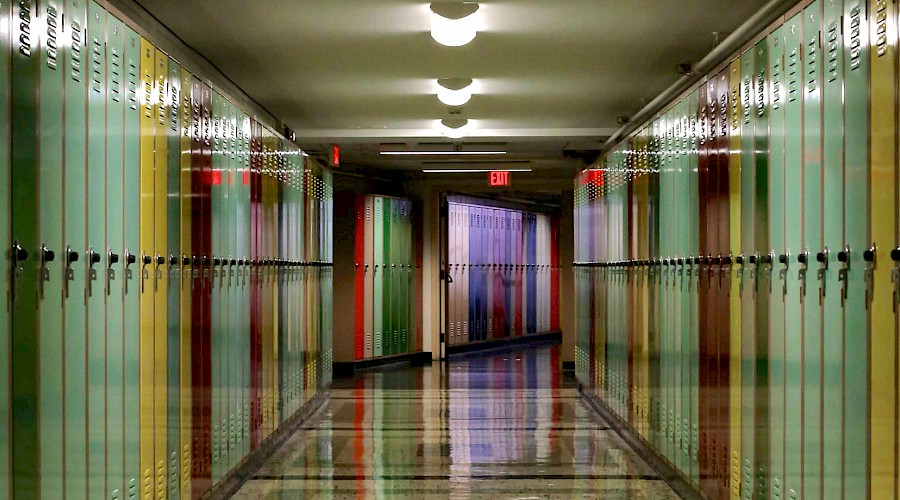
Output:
(124, 251), (137, 294)
(228, 258), (236, 287)
(862, 244), (875, 308)
(168, 254), (179, 281)
(154, 254), (164, 291)
(778, 252), (790, 297)
(748, 253), (760, 296)
(891, 247), (900, 312)
(192, 256), (201, 289)
(676, 258), (684, 290)
(722, 254), (733, 290)
(9, 241), (27, 303)
(817, 247), (831, 304)
(736, 254), (745, 296)
(106, 249), (119, 295)
(141, 253), (152, 293)
(64, 246), (79, 298)
(87, 247), (101, 297)
(838, 246), (853, 305)
(39, 244), (55, 299)
(202, 256), (211, 287)
(180, 255), (190, 283)
(798, 250), (809, 299)
(762, 252), (774, 294)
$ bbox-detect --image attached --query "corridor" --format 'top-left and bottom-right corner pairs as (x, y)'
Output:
(234, 345), (680, 499)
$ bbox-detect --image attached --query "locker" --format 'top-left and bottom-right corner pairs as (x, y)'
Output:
(0, 0), (10, 497)
(37, 0), (66, 496)
(738, 46), (756, 500)
(868, 0), (898, 496)
(842, 1), (869, 494)
(105, 15), (126, 500)
(820, 1), (845, 496)
(699, 82), (712, 492)
(765, 25), (786, 500)
(85, 3), (107, 498)
(727, 57), (743, 500)
(210, 91), (223, 482)
(373, 197), (384, 356)
(802, 5), (823, 498)
(178, 65), (193, 498)
(354, 195), (365, 358)
(782, 13), (804, 500)
(165, 58), (181, 499)
(364, 196), (374, 357)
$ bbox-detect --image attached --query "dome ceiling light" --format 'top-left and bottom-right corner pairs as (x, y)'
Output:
(439, 118), (471, 139)
(430, 2), (479, 47)
(436, 78), (474, 106)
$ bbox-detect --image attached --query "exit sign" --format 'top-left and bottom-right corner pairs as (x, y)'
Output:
(489, 170), (510, 186)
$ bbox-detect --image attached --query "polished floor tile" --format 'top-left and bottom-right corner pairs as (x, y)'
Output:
(234, 345), (681, 499)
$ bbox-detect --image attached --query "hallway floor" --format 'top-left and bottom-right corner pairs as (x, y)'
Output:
(234, 345), (680, 499)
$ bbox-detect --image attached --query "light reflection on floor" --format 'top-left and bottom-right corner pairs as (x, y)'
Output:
(234, 345), (680, 499)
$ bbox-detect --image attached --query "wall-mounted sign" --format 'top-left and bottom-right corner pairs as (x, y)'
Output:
(330, 144), (340, 167)
(489, 170), (510, 186)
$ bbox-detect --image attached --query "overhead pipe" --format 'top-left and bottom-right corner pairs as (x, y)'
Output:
(600, 0), (801, 155)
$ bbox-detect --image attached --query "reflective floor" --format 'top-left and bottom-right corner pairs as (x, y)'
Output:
(234, 345), (681, 499)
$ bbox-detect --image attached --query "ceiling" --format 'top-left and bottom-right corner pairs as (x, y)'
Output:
(137, 0), (768, 177)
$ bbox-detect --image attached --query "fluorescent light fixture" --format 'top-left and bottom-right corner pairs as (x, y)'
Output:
(437, 78), (474, 106)
(430, 2), (479, 47)
(439, 118), (471, 139)
(381, 150), (505, 156)
(423, 168), (532, 173)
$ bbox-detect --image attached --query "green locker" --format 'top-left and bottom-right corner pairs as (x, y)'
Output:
(802, 4), (824, 498)
(105, 14), (125, 500)
(210, 91), (223, 482)
(37, 0), (65, 496)
(374, 197), (383, 357)
(85, 4), (108, 497)
(739, 47), (756, 500)
(165, 58), (182, 498)
(9, 0), (40, 495)
(673, 100), (685, 475)
(63, 1), (88, 496)
(122, 26), (142, 500)
(842, 1), (869, 494)
(752, 37), (770, 500)
(782, 12), (804, 500)
(0, 0), (9, 496)
(766, 25), (786, 500)
(227, 100), (240, 470)
(821, 1), (845, 496)
(241, 112), (252, 453)
(391, 199), (400, 354)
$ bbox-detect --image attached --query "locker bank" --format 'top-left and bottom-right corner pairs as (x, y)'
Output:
(1, 0), (898, 498)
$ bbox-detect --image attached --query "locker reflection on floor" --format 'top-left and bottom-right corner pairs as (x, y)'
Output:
(234, 345), (680, 499)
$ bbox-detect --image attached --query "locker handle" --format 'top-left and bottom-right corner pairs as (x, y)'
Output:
(203, 256), (211, 266)
(779, 254), (789, 265)
(863, 246), (876, 263)
(10, 243), (27, 263)
(761, 253), (773, 265)
(67, 248), (80, 266)
(735, 255), (744, 265)
(230, 259), (237, 266)
(836, 248), (848, 264)
(108, 252), (120, 266)
(41, 246), (56, 264)
(676, 258), (684, 266)
(155, 254), (165, 266)
(192, 256), (200, 266)
(798, 252), (808, 265)
(723, 255), (733, 265)
(749, 254), (758, 265)
(89, 249), (101, 266)
(169, 255), (178, 266)
(142, 254), (152, 266)
(125, 252), (137, 266)
(213, 258), (221, 267)
(182, 255), (190, 266)
(693, 257), (702, 265)
(892, 247), (900, 262)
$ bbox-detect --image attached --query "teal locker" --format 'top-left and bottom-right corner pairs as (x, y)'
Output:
(37, 0), (66, 496)
(122, 26), (142, 500)
(766, 26), (786, 500)
(85, 4), (108, 497)
(63, 1), (89, 496)
(9, 0), (40, 495)
(0, 0), (10, 496)
(105, 14), (126, 500)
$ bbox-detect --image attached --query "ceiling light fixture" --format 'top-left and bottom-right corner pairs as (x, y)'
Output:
(381, 150), (505, 156)
(436, 78), (474, 106)
(439, 118), (471, 139)
(423, 168), (532, 173)
(430, 2), (479, 47)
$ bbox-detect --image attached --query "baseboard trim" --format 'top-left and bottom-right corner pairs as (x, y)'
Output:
(206, 387), (331, 499)
(577, 384), (701, 500)
(332, 351), (432, 378)
(446, 330), (562, 358)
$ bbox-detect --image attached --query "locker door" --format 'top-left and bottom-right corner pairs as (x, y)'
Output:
(461, 205), (470, 343)
(105, 14), (125, 500)
(820, 1), (846, 496)
(687, 89), (700, 489)
(469, 207), (478, 342)
(364, 196), (374, 357)
(163, 59), (181, 498)
(841, 2), (869, 494)
(766, 26), (786, 500)
(448, 204), (457, 346)
(37, 0), (65, 496)
(782, 14), (804, 500)
(239, 113), (251, 459)
(486, 209), (494, 339)
(802, 5), (824, 498)
(393, 199), (403, 352)
(85, 4), (107, 497)
(0, 0), (10, 497)
(373, 197), (384, 357)
(354, 195), (365, 358)
(407, 200), (414, 352)
(738, 47), (756, 500)
(869, 0), (898, 495)
(210, 92), (222, 483)
(726, 57), (743, 500)
(177, 65), (193, 498)
(152, 49), (169, 499)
